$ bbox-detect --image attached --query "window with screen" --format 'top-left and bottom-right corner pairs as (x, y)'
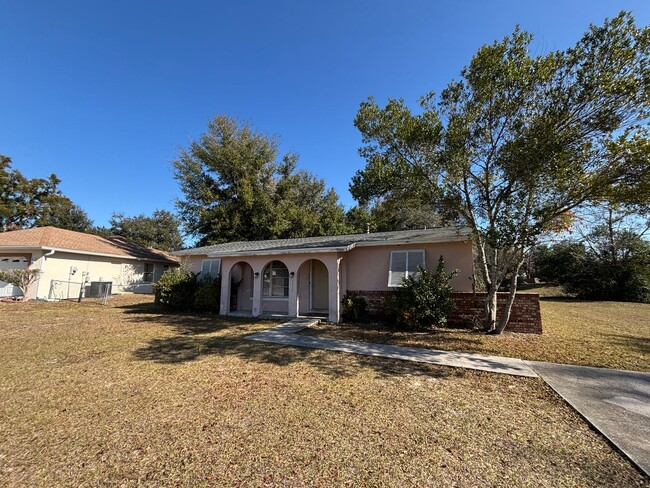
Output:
(143, 263), (154, 283)
(201, 259), (221, 279)
(262, 260), (289, 297)
(388, 250), (425, 287)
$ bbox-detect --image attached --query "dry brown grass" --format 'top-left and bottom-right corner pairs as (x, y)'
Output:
(0, 295), (647, 487)
(308, 293), (650, 372)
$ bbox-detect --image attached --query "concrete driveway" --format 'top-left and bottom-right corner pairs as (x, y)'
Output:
(529, 362), (650, 477)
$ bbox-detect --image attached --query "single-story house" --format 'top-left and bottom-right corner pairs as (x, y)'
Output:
(0, 226), (179, 300)
(173, 227), (474, 322)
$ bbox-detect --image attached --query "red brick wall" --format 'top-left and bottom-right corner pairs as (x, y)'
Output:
(347, 290), (542, 334)
(449, 292), (542, 334)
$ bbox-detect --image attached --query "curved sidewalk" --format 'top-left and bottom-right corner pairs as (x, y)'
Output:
(246, 320), (650, 477)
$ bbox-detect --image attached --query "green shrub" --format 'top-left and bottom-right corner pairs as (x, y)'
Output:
(341, 291), (368, 322)
(385, 256), (458, 330)
(537, 230), (650, 303)
(194, 275), (221, 312)
(153, 267), (197, 310)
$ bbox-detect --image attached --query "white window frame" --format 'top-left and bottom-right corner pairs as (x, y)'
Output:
(388, 250), (425, 287)
(142, 263), (155, 283)
(201, 259), (221, 279)
(262, 260), (289, 298)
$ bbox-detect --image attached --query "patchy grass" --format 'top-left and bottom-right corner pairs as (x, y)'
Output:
(0, 295), (647, 487)
(305, 294), (650, 372)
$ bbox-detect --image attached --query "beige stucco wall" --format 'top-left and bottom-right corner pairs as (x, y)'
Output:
(345, 241), (474, 292)
(31, 251), (169, 299)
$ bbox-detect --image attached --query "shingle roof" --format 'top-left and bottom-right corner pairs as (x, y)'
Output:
(173, 227), (472, 257)
(0, 226), (179, 263)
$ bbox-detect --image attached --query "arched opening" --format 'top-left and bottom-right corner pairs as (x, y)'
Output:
(228, 261), (254, 316)
(297, 259), (329, 318)
(260, 260), (289, 316)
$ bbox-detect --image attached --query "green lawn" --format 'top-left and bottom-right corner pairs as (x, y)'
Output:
(0, 295), (647, 486)
(305, 291), (649, 372)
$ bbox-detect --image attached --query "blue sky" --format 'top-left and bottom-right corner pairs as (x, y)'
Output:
(1, 1), (649, 229)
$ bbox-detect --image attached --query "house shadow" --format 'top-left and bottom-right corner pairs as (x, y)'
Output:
(121, 302), (467, 380)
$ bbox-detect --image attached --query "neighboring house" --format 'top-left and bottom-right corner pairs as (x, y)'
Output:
(173, 227), (474, 322)
(0, 226), (178, 300)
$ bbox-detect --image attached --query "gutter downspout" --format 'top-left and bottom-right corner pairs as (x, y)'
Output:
(35, 249), (55, 299)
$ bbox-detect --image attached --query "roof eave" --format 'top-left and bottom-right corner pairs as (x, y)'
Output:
(0, 245), (178, 263)
(354, 234), (472, 248)
(206, 245), (354, 258)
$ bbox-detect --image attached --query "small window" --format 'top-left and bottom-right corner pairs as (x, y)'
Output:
(388, 250), (425, 287)
(142, 263), (154, 283)
(201, 259), (221, 279)
(262, 260), (289, 297)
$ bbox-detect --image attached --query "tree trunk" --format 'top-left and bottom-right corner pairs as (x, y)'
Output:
(494, 260), (524, 335)
(484, 284), (498, 332)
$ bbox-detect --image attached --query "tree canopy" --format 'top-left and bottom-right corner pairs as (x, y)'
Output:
(0, 155), (93, 232)
(109, 209), (183, 252)
(351, 12), (650, 333)
(173, 115), (350, 245)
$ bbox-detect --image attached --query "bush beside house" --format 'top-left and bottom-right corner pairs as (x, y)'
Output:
(384, 258), (458, 329)
(154, 268), (221, 312)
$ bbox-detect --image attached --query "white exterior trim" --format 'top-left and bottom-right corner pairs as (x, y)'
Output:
(0, 245), (174, 263)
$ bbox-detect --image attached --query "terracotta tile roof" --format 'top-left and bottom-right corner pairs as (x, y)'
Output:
(174, 227), (472, 257)
(0, 227), (179, 263)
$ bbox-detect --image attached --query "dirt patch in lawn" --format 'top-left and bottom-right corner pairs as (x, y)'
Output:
(0, 295), (647, 486)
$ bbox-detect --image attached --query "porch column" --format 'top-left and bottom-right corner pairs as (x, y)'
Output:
(251, 268), (262, 317)
(219, 261), (232, 316)
(327, 257), (341, 322)
(288, 268), (298, 318)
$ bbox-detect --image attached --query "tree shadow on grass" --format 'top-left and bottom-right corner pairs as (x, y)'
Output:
(600, 332), (650, 359)
(300, 321), (489, 355)
(539, 296), (608, 304)
(122, 304), (467, 380)
(117, 300), (270, 335)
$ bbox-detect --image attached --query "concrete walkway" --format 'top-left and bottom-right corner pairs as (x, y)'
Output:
(246, 320), (538, 377)
(245, 320), (650, 477)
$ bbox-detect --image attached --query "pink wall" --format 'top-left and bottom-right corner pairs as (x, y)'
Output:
(345, 241), (474, 292)
(183, 239), (473, 322)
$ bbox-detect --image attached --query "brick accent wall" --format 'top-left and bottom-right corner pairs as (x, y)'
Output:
(449, 292), (542, 334)
(348, 290), (542, 334)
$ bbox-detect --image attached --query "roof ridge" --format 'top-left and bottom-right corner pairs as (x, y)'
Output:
(39, 226), (54, 247)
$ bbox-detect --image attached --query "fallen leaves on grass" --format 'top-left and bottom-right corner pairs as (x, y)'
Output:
(0, 295), (646, 487)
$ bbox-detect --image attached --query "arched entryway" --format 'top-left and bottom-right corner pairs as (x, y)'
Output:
(260, 260), (289, 316)
(228, 261), (254, 315)
(297, 259), (329, 317)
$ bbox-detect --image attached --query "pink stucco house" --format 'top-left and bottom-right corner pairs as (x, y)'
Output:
(173, 227), (474, 322)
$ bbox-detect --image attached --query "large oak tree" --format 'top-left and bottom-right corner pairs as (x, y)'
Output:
(0, 155), (93, 232)
(174, 115), (350, 245)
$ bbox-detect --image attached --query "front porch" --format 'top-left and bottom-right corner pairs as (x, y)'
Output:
(218, 253), (344, 323)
